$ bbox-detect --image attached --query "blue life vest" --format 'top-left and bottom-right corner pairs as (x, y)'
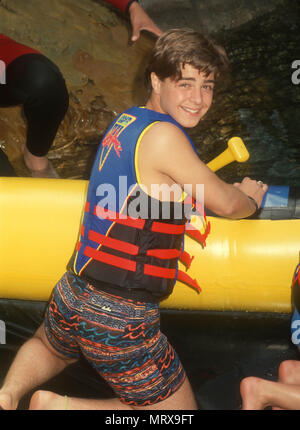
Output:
(68, 106), (210, 301)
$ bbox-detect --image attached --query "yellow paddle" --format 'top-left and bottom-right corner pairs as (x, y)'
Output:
(181, 137), (249, 204)
(207, 136), (249, 172)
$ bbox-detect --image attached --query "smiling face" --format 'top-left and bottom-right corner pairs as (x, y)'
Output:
(147, 63), (215, 128)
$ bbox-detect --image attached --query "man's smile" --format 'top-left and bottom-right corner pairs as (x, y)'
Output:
(181, 106), (202, 115)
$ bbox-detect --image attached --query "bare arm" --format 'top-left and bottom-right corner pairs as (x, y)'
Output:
(128, 1), (163, 41)
(137, 122), (268, 219)
(101, 0), (162, 41)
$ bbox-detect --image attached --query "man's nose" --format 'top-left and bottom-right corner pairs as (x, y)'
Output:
(190, 86), (202, 104)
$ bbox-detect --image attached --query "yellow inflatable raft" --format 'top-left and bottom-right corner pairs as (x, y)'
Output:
(0, 139), (299, 313)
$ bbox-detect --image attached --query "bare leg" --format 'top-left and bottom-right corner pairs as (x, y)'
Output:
(22, 144), (58, 178)
(0, 323), (76, 410)
(240, 376), (300, 410)
(22, 144), (48, 171)
(271, 360), (300, 410)
(29, 391), (132, 410)
(29, 390), (132, 410)
(278, 360), (300, 384)
(29, 375), (197, 410)
(1, 315), (197, 410)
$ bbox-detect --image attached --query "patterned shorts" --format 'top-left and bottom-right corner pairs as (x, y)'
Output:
(44, 271), (186, 406)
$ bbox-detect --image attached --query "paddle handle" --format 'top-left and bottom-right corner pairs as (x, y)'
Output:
(206, 137), (249, 172)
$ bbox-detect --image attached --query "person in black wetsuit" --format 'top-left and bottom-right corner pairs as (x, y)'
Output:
(0, 36), (69, 177)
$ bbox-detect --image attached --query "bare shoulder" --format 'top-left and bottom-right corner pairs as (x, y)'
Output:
(137, 120), (210, 189)
(141, 121), (196, 157)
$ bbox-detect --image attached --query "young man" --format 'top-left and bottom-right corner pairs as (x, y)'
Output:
(0, 29), (267, 410)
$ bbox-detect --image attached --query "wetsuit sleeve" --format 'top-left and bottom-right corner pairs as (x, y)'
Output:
(102, 0), (138, 13)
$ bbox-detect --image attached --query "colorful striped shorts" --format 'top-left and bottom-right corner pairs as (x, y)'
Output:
(44, 271), (186, 406)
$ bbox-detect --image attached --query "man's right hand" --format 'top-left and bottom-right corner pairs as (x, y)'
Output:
(233, 177), (268, 209)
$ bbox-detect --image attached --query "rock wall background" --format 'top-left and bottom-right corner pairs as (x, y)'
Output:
(144, 0), (300, 185)
(141, 0), (285, 34)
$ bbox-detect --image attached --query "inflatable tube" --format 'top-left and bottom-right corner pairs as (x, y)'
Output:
(0, 177), (299, 313)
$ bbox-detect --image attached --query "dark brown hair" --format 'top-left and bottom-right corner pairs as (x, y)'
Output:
(145, 28), (230, 90)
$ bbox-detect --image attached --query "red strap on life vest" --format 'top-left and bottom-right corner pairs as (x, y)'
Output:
(84, 246), (136, 271)
(177, 270), (202, 293)
(87, 204), (146, 229)
(144, 264), (176, 279)
(88, 229), (139, 255)
(82, 197), (204, 293)
(179, 250), (194, 269)
(79, 242), (201, 293)
(182, 195), (211, 246)
(97, 207), (145, 229)
(185, 221), (211, 246)
(151, 222), (186, 235)
(143, 264), (201, 295)
(146, 249), (182, 259)
(86, 202), (188, 235)
(144, 259), (201, 293)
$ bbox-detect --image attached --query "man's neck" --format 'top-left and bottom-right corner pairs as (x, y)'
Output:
(145, 94), (164, 115)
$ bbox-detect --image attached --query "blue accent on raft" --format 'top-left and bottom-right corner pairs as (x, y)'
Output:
(261, 185), (290, 208)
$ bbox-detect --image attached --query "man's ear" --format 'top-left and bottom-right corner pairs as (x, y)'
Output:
(150, 72), (161, 94)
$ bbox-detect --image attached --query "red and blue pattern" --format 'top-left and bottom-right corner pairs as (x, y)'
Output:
(44, 271), (186, 406)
